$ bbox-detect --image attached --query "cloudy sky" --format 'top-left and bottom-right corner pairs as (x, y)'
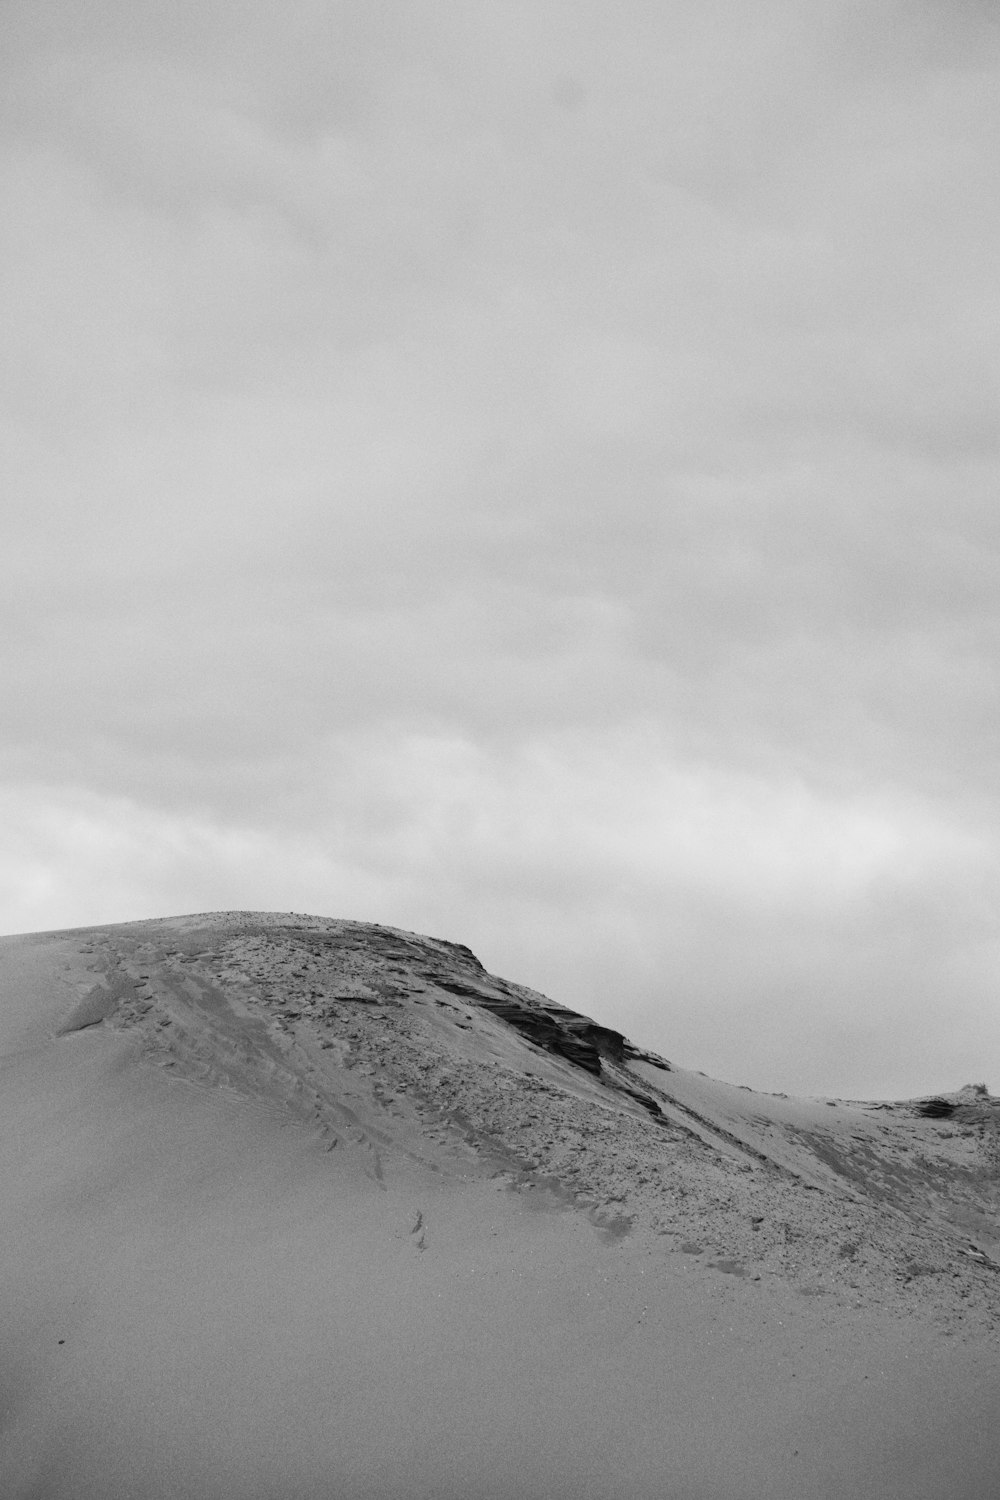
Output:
(3, 0), (999, 1097)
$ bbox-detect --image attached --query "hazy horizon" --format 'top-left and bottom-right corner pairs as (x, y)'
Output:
(3, 0), (999, 1098)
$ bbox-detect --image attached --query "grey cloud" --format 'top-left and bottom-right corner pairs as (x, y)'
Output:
(2, 1), (999, 1096)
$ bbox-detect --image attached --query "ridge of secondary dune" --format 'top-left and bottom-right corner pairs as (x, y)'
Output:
(2, 911), (999, 1500)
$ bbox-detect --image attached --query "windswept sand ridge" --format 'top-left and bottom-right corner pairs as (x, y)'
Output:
(54, 910), (1000, 1325)
(4, 910), (1000, 1500)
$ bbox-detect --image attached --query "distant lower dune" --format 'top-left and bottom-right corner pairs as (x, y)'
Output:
(2, 911), (999, 1499)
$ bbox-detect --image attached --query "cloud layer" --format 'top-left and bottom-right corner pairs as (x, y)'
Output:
(3, 0), (999, 1094)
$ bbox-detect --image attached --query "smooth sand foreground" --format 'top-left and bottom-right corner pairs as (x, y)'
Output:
(2, 919), (999, 1500)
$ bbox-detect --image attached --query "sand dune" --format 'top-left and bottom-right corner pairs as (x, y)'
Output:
(2, 911), (999, 1499)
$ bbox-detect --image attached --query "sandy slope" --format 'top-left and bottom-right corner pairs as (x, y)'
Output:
(2, 912), (999, 1500)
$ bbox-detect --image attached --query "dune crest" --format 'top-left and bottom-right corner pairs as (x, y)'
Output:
(3, 910), (1000, 1500)
(43, 910), (1000, 1319)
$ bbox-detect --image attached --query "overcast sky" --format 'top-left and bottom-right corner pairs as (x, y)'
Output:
(3, 0), (999, 1097)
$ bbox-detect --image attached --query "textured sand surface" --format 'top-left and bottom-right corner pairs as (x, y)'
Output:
(2, 912), (999, 1499)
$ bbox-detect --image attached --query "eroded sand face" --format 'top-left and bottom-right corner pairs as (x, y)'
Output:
(2, 913), (999, 1499)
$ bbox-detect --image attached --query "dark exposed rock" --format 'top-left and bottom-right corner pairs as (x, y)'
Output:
(623, 1043), (672, 1070)
(432, 977), (488, 999)
(475, 996), (606, 1074)
(917, 1098), (956, 1119)
(424, 973), (626, 1078)
(544, 1009), (628, 1066)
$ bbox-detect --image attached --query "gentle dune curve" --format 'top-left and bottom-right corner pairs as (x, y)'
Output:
(2, 911), (999, 1500)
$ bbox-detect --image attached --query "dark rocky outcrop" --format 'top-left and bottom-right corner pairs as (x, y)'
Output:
(916, 1098), (956, 1119)
(473, 994), (610, 1075)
